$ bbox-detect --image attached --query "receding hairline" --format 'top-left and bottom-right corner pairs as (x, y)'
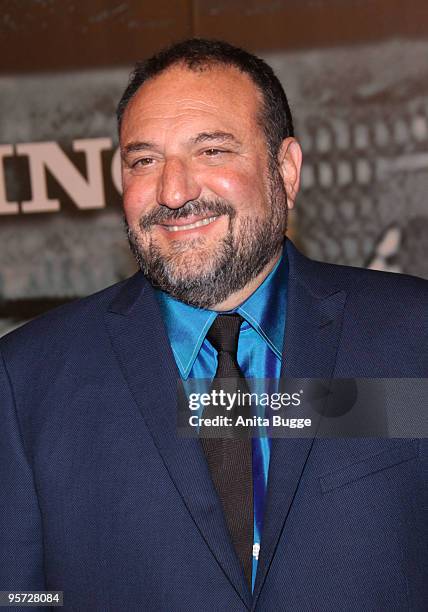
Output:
(119, 60), (267, 133)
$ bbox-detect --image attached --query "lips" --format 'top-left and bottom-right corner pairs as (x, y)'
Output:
(160, 215), (219, 232)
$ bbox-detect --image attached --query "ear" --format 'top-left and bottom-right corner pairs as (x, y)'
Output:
(277, 137), (302, 210)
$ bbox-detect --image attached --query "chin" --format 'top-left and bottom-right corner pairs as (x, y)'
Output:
(162, 245), (221, 281)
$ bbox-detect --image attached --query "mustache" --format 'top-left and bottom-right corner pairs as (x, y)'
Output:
(138, 198), (236, 230)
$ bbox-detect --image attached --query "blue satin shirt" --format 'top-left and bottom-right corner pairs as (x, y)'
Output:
(155, 244), (288, 590)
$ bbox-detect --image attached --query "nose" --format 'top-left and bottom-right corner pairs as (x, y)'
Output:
(157, 157), (201, 209)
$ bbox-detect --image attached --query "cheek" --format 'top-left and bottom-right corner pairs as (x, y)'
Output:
(122, 176), (155, 223)
(206, 168), (266, 212)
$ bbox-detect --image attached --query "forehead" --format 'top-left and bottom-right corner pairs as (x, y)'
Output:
(120, 63), (263, 143)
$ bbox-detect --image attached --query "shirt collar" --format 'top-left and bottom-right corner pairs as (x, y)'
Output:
(155, 242), (288, 379)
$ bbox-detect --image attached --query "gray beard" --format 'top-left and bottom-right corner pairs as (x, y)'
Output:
(125, 162), (288, 309)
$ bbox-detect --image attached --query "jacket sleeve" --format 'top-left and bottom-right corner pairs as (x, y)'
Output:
(0, 347), (46, 592)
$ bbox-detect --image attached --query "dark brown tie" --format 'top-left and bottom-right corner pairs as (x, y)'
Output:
(200, 314), (253, 588)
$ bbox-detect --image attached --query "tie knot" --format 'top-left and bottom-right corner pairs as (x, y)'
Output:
(207, 314), (244, 356)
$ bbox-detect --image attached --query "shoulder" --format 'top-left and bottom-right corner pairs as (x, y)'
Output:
(287, 241), (428, 372)
(317, 260), (428, 304)
(306, 259), (428, 335)
(0, 272), (143, 361)
(288, 240), (428, 307)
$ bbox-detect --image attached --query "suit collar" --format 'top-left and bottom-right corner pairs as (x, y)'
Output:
(285, 238), (345, 301)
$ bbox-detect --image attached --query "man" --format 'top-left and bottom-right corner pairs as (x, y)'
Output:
(0, 39), (427, 611)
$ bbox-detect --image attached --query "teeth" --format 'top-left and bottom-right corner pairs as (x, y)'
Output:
(163, 216), (218, 232)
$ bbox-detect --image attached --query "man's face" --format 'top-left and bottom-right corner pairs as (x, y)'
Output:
(120, 63), (293, 309)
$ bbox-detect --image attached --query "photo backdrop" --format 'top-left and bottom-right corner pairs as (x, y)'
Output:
(1, 0), (427, 335)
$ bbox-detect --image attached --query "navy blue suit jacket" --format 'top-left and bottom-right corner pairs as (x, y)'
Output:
(1, 240), (427, 611)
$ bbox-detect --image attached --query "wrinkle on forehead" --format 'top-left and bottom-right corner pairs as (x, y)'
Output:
(131, 105), (223, 123)
(145, 98), (219, 110)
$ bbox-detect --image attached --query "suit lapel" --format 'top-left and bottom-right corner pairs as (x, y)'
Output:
(104, 273), (252, 609)
(252, 241), (347, 606)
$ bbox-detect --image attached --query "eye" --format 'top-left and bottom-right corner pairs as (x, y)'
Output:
(203, 148), (226, 156)
(132, 157), (155, 167)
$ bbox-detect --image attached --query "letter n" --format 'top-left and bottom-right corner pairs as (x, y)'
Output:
(16, 138), (112, 212)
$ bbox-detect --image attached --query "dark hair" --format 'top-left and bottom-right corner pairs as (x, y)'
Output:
(116, 38), (294, 158)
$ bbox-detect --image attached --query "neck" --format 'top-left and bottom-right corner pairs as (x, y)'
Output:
(212, 249), (282, 312)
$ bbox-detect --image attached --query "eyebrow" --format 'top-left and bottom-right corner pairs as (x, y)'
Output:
(122, 141), (158, 155)
(122, 131), (242, 156)
(191, 131), (242, 146)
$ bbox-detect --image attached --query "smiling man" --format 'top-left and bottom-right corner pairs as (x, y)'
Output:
(0, 39), (427, 611)
(119, 58), (300, 311)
